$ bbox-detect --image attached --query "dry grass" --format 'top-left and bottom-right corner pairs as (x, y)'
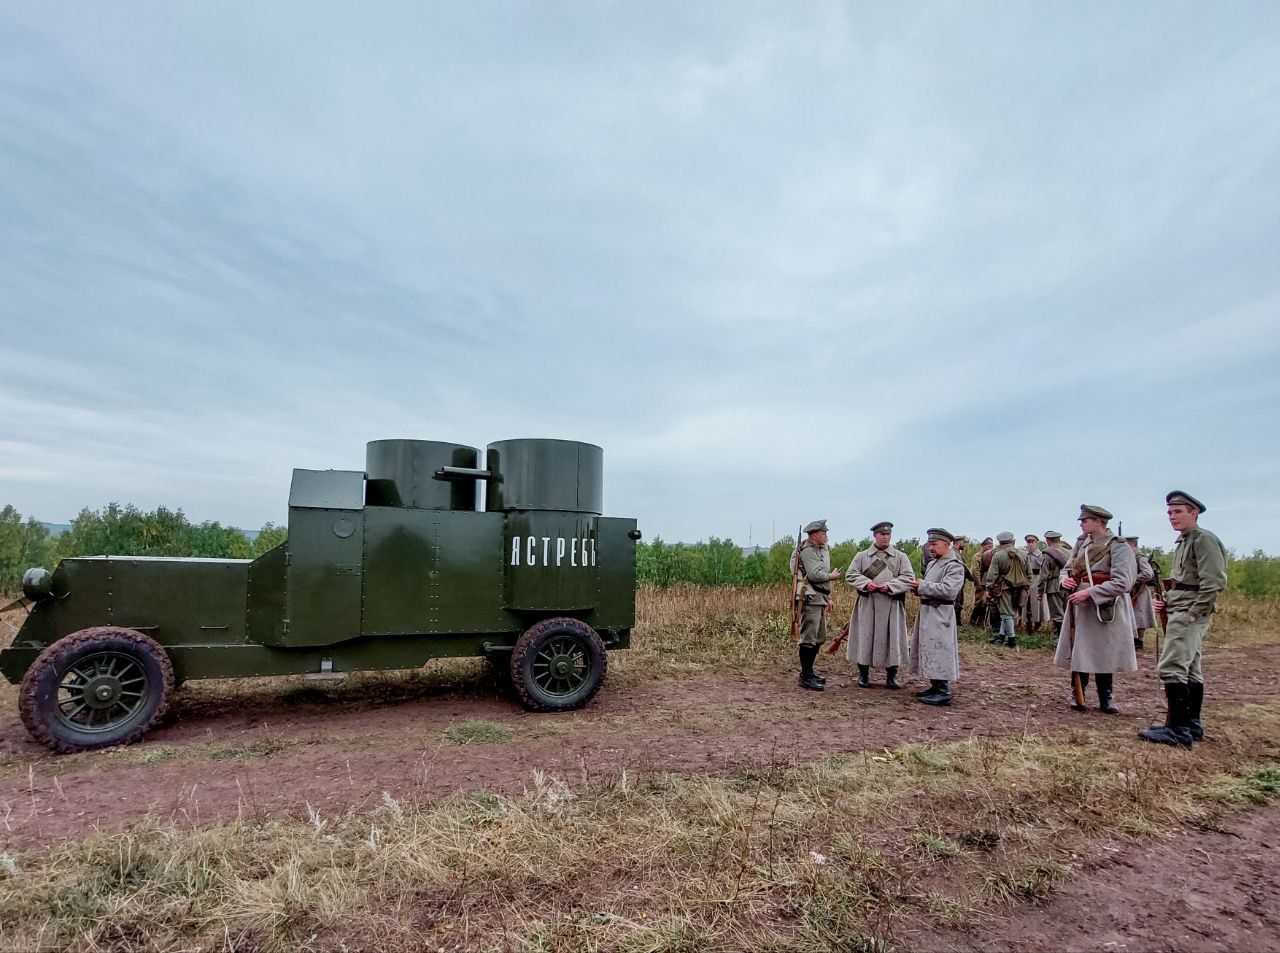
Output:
(0, 588), (1278, 950)
(1, 705), (1278, 952)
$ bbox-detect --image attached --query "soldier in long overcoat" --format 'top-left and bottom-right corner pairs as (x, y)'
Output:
(908, 528), (965, 705)
(846, 521), (915, 689)
(1053, 504), (1138, 714)
(1041, 530), (1071, 628)
(1126, 535), (1156, 649)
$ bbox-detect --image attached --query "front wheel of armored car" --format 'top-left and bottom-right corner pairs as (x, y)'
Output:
(511, 617), (607, 712)
(19, 627), (174, 753)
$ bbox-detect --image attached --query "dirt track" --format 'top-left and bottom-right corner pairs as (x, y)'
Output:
(2, 644), (1277, 851)
(907, 801), (1280, 952)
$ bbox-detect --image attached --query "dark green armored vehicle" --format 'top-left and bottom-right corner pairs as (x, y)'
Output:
(2, 438), (639, 753)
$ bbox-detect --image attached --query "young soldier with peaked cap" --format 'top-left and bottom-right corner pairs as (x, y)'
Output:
(795, 520), (844, 692)
(951, 535), (972, 629)
(1041, 530), (1071, 629)
(1126, 536), (1157, 650)
(1055, 505), (1138, 714)
(846, 521), (915, 689)
(1140, 491), (1227, 747)
(983, 532), (1030, 647)
(1021, 534), (1046, 633)
(908, 528), (965, 706)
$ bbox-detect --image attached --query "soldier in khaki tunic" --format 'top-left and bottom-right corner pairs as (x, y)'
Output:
(951, 535), (971, 629)
(908, 528), (965, 706)
(1055, 505), (1138, 714)
(972, 537), (999, 633)
(795, 520), (844, 692)
(1021, 534), (1046, 632)
(1126, 536), (1157, 650)
(983, 532), (1029, 647)
(846, 521), (915, 688)
(1041, 530), (1071, 629)
(1140, 491), (1227, 748)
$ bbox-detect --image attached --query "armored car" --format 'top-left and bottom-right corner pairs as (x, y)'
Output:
(1, 438), (639, 752)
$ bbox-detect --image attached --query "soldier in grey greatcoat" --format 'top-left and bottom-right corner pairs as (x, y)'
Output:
(846, 521), (915, 689)
(909, 528), (965, 706)
(1041, 530), (1071, 628)
(795, 519), (844, 691)
(1054, 504), (1138, 714)
(1140, 491), (1228, 748)
(1126, 535), (1157, 649)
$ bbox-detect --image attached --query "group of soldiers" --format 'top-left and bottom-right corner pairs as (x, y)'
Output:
(792, 491), (1227, 748)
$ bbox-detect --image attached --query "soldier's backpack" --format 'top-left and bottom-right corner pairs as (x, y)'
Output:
(1004, 549), (1030, 589)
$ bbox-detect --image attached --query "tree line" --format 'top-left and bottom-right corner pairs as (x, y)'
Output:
(4, 504), (1277, 599)
(0, 504), (285, 593)
(638, 536), (1280, 599)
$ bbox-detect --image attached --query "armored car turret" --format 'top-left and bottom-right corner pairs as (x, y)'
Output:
(1, 438), (638, 752)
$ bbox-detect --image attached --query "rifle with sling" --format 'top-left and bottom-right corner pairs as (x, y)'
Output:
(1066, 541), (1090, 709)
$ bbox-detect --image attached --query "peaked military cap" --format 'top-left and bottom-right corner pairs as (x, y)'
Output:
(1166, 490), (1206, 513)
(996, 531), (1015, 543)
(1078, 504), (1113, 521)
(1044, 530), (1062, 540)
(926, 527), (955, 543)
(870, 521), (893, 533)
(803, 519), (828, 534)
(982, 536), (994, 544)
(1124, 535), (1139, 542)
(953, 534), (968, 542)
(1024, 533), (1039, 542)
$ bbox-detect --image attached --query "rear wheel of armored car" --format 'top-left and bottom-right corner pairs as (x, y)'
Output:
(511, 617), (607, 712)
(18, 627), (174, 753)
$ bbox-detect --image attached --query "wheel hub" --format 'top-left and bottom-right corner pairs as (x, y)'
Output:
(549, 654), (574, 678)
(83, 675), (122, 710)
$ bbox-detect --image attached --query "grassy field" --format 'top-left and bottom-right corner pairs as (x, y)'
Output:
(0, 585), (1277, 952)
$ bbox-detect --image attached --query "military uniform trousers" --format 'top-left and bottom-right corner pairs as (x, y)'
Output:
(1157, 610), (1210, 683)
(799, 602), (828, 646)
(997, 587), (1025, 619)
(1045, 590), (1066, 627)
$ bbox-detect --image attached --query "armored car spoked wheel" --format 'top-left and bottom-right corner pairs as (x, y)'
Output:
(511, 617), (607, 712)
(19, 627), (174, 753)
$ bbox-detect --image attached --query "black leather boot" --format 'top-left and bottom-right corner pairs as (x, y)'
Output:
(1070, 672), (1090, 711)
(1139, 682), (1194, 747)
(1096, 672), (1118, 714)
(986, 631), (1003, 644)
(885, 666), (901, 690)
(856, 664), (871, 688)
(919, 680), (952, 706)
(798, 644), (824, 691)
(1187, 681), (1204, 741)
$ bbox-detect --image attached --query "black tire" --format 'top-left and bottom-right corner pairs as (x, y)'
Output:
(511, 617), (607, 712)
(18, 627), (174, 753)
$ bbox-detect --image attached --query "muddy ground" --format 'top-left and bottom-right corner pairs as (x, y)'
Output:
(2, 642), (1278, 951)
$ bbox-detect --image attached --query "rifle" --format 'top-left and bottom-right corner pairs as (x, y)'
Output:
(789, 525), (803, 642)
(1065, 538), (1095, 709)
(825, 618), (850, 655)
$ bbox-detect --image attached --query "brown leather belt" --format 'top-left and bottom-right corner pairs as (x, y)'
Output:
(921, 597), (955, 607)
(1172, 582), (1200, 591)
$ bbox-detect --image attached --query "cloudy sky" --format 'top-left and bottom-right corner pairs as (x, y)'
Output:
(2, 2), (1278, 552)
